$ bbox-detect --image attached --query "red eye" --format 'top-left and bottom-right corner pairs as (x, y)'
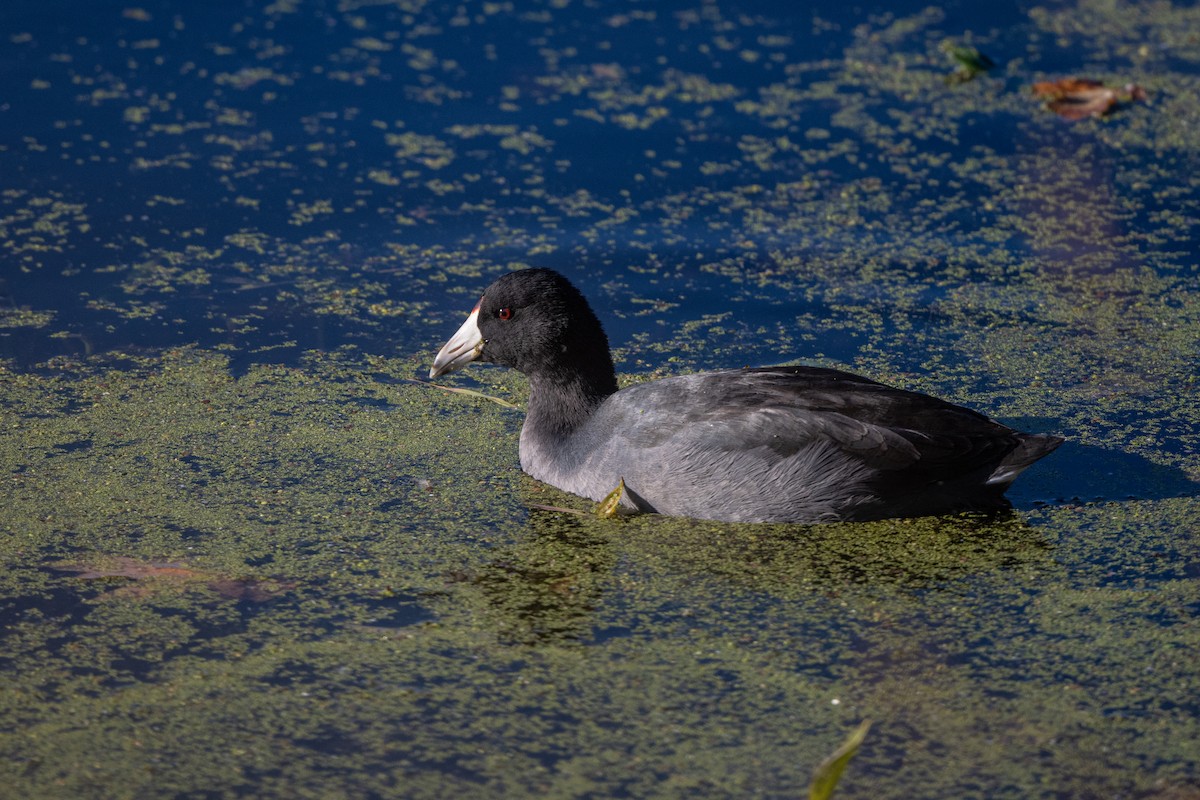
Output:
(498, 307), (512, 321)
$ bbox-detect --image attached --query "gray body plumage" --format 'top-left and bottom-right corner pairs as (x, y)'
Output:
(520, 367), (1060, 523)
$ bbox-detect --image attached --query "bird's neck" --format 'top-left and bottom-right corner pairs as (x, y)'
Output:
(524, 366), (617, 440)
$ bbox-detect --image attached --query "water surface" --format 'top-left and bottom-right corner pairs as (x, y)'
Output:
(2, 0), (1199, 797)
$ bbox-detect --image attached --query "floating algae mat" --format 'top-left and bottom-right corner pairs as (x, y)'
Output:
(2, 0), (1200, 797)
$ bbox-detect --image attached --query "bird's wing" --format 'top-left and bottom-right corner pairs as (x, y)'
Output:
(604, 367), (1020, 477)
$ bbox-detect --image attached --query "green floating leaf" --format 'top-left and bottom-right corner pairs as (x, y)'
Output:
(809, 720), (872, 800)
(594, 478), (628, 519)
(940, 41), (994, 83)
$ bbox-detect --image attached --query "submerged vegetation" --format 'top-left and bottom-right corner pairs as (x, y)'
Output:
(1, 0), (1199, 797)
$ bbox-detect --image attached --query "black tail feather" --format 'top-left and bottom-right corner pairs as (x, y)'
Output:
(987, 434), (1065, 488)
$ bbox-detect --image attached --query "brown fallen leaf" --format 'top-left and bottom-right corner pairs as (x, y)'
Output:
(52, 556), (293, 602)
(1032, 77), (1147, 121)
(56, 556), (201, 581)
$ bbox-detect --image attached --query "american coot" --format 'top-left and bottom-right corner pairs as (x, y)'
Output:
(430, 268), (1063, 523)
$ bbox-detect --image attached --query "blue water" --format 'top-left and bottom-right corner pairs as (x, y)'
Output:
(1, 0), (1054, 370)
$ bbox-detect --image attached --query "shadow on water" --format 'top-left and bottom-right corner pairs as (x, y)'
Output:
(1042, 442), (1200, 505)
(450, 511), (618, 647)
(613, 511), (1056, 598)
(457, 498), (1057, 648)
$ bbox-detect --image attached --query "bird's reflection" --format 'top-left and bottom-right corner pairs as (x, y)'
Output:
(454, 479), (1059, 647)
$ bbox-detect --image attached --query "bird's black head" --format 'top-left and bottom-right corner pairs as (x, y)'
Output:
(431, 269), (618, 398)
